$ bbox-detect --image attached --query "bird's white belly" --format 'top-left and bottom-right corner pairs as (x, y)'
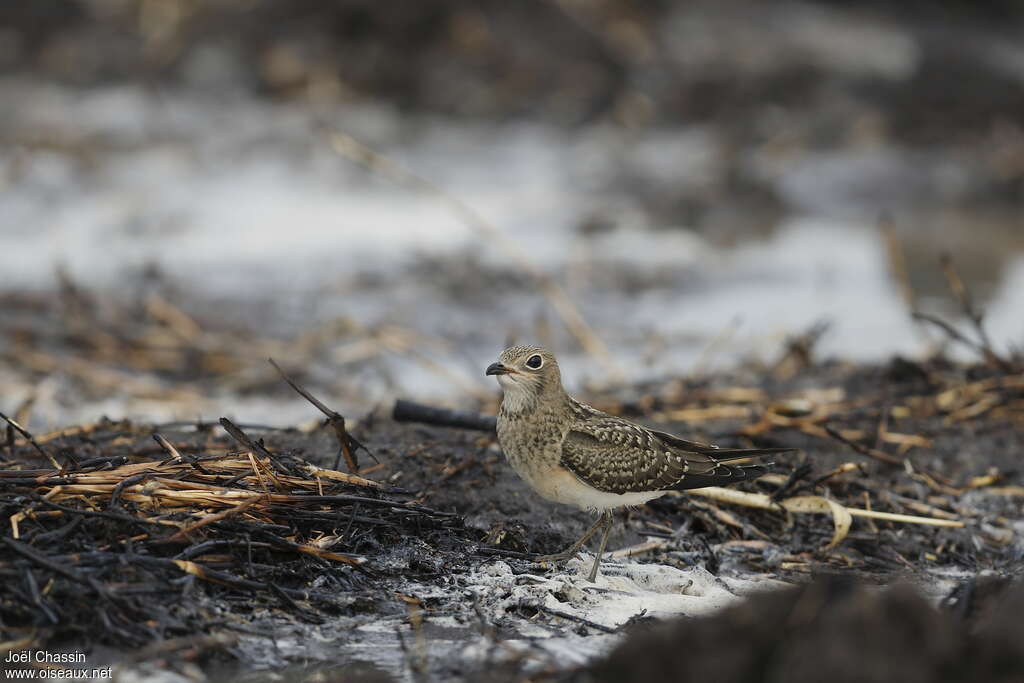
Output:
(519, 465), (667, 512)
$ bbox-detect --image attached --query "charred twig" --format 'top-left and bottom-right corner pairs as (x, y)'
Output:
(533, 604), (618, 634)
(109, 472), (152, 509)
(770, 463), (813, 502)
(786, 463), (863, 498)
(912, 255), (1014, 371)
(912, 312), (994, 359)
(474, 546), (538, 559)
(31, 516), (84, 544)
(0, 410), (66, 470)
(173, 539), (243, 560)
(2, 536), (96, 587)
(393, 399), (497, 433)
(268, 582), (326, 624)
(74, 455), (128, 470)
(773, 321), (831, 380)
(823, 424), (903, 467)
(22, 568), (60, 625)
(153, 432), (183, 462)
(613, 609), (651, 632)
(268, 357), (375, 471)
(151, 420), (298, 433)
(940, 254), (1001, 363)
(252, 528), (367, 568)
(161, 497), (262, 544)
(1, 424), (13, 460)
(32, 496), (175, 528)
(155, 437), (211, 474)
(218, 417), (290, 474)
(114, 555), (342, 603)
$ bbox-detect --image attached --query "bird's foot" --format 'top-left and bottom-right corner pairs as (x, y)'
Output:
(532, 550), (603, 583)
(532, 548), (581, 564)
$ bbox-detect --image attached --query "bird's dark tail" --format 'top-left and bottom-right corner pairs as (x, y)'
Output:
(671, 447), (797, 491)
(706, 446), (795, 462)
(674, 461), (774, 490)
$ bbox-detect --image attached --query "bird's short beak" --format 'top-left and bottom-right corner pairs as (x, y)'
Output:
(485, 362), (509, 376)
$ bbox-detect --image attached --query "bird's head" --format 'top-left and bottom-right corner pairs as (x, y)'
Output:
(486, 345), (564, 408)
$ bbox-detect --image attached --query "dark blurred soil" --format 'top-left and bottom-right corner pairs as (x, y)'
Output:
(3, 0), (1022, 257)
(580, 575), (1024, 683)
(2, 1), (1021, 138)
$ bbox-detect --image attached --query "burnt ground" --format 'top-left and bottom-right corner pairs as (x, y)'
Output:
(1, 338), (1022, 680)
(388, 351), (1024, 579)
(3, 2), (1023, 677)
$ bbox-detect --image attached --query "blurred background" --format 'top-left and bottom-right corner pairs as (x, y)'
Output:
(1, 0), (1022, 427)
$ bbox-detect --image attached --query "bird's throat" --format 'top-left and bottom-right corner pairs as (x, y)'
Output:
(499, 384), (539, 419)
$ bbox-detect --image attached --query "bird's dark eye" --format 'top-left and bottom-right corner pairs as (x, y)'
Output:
(526, 354), (543, 369)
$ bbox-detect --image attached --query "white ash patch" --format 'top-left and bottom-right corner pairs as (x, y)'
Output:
(446, 555), (790, 675)
(466, 556), (782, 629)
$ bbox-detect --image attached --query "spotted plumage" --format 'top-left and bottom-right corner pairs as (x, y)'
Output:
(562, 396), (783, 494)
(486, 344), (794, 582)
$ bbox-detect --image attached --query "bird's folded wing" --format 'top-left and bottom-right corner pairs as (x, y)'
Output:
(560, 415), (775, 495)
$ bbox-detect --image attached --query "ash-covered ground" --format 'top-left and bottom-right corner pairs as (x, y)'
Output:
(2, 343), (1021, 681)
(2, 1), (1023, 680)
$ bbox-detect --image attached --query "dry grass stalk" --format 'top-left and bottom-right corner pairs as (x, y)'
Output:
(326, 131), (624, 382)
(683, 486), (964, 552)
(608, 539), (669, 559)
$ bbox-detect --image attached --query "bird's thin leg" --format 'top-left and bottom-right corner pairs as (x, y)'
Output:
(586, 511), (614, 582)
(534, 513), (607, 563)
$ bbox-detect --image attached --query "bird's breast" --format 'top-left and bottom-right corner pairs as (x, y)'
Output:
(496, 412), (564, 478)
(495, 409), (668, 511)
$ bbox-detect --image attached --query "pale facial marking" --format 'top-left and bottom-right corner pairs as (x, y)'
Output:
(489, 345), (563, 415)
(496, 373), (520, 390)
(497, 373), (536, 413)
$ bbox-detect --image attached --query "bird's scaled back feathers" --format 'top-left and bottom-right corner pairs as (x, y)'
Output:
(561, 398), (789, 495)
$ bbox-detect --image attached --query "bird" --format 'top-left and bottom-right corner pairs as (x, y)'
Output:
(486, 344), (794, 582)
